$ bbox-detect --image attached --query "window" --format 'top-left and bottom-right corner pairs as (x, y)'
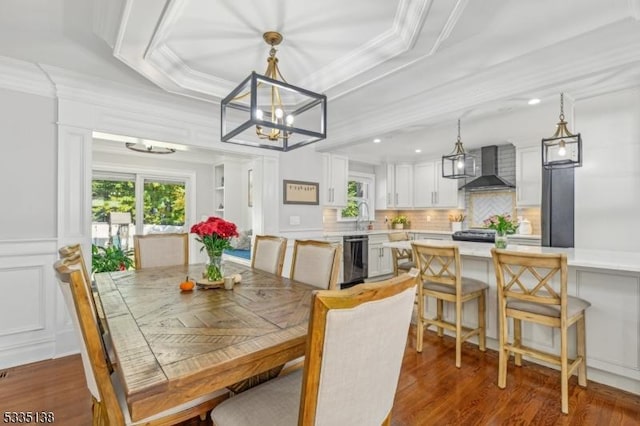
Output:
(338, 172), (375, 222)
(92, 171), (189, 250)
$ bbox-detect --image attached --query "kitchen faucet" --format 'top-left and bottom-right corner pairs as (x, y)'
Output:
(355, 200), (370, 231)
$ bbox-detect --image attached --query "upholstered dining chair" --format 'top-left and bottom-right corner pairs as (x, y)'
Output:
(251, 235), (287, 276)
(491, 249), (590, 414)
(412, 242), (488, 368)
(388, 232), (414, 276)
(210, 274), (418, 426)
(53, 257), (228, 425)
(289, 240), (341, 290)
(133, 233), (189, 269)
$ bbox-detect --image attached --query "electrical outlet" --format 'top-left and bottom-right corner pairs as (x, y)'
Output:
(426, 215), (432, 222)
(289, 216), (301, 225)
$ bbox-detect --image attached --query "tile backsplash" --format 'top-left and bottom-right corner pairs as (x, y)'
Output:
(322, 206), (541, 235)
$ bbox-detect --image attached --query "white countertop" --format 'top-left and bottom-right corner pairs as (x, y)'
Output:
(322, 229), (541, 239)
(383, 239), (640, 273)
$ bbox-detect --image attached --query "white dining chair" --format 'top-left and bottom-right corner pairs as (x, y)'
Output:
(210, 274), (418, 426)
(251, 235), (287, 275)
(289, 239), (341, 290)
(133, 233), (189, 269)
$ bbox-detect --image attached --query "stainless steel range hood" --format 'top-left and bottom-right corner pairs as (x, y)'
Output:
(460, 145), (515, 191)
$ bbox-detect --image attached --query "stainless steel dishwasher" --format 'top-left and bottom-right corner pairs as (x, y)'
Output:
(342, 235), (368, 288)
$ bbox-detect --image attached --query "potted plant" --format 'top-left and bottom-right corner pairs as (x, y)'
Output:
(391, 215), (409, 230)
(91, 244), (134, 273)
(483, 213), (519, 249)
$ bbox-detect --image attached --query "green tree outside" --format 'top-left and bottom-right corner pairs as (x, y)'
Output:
(341, 180), (359, 218)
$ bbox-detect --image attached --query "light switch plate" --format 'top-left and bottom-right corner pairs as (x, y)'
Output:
(290, 216), (301, 225)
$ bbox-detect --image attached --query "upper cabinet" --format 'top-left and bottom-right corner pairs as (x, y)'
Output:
(375, 163), (413, 209)
(413, 160), (459, 208)
(516, 146), (542, 206)
(322, 153), (348, 207)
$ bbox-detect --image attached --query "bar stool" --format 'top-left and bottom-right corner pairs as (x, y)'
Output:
(491, 249), (590, 414)
(388, 232), (414, 276)
(412, 242), (488, 368)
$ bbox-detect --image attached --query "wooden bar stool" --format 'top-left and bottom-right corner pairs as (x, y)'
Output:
(491, 249), (591, 414)
(412, 242), (488, 368)
(388, 232), (414, 276)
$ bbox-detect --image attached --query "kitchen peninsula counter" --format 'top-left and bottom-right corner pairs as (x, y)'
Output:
(383, 238), (640, 395)
(384, 239), (640, 273)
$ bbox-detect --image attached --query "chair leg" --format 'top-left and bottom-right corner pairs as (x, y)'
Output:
(577, 315), (588, 387)
(436, 298), (444, 337)
(514, 318), (522, 367)
(561, 324), (569, 414)
(416, 292), (424, 353)
(455, 300), (462, 368)
(478, 291), (486, 352)
(498, 317), (508, 389)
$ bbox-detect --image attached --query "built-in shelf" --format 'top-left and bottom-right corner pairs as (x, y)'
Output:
(214, 164), (225, 219)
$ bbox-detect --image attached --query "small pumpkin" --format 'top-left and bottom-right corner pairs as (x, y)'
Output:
(180, 276), (195, 292)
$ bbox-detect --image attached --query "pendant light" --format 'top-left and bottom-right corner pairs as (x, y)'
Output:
(442, 119), (475, 179)
(221, 32), (327, 152)
(542, 93), (582, 169)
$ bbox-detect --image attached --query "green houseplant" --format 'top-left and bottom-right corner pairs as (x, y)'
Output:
(91, 244), (134, 273)
(391, 215), (409, 230)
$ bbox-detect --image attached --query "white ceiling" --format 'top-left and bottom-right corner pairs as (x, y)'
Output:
(2, 0), (640, 163)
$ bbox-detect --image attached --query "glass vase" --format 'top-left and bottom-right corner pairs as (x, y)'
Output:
(204, 253), (224, 282)
(494, 231), (508, 249)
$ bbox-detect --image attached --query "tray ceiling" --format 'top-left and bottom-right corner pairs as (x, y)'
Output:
(96, 0), (640, 161)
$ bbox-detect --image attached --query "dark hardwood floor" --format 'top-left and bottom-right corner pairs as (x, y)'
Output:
(1, 328), (638, 425)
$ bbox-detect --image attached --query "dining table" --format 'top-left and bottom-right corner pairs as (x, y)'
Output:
(93, 261), (315, 422)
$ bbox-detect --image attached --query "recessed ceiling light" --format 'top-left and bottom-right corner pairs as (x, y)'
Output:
(415, 149), (422, 153)
(373, 138), (381, 143)
(528, 98), (541, 105)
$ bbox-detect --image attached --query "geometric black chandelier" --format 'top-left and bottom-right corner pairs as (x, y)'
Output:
(221, 31), (327, 152)
(542, 93), (582, 169)
(442, 119), (476, 179)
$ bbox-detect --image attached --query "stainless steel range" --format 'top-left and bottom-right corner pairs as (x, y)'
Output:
(451, 229), (496, 243)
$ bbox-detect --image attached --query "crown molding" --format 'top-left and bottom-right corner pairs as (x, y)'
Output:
(0, 56), (55, 98)
(128, 0), (438, 99)
(322, 19), (640, 150)
(428, 0), (468, 55)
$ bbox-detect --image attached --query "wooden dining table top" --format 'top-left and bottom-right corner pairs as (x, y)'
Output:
(93, 262), (315, 422)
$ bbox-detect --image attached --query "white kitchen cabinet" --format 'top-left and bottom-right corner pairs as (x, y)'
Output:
(375, 163), (413, 209)
(368, 234), (392, 277)
(516, 146), (542, 206)
(413, 160), (459, 208)
(322, 154), (348, 207)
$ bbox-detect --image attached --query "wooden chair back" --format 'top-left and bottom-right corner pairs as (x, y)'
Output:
(290, 240), (342, 290)
(53, 258), (124, 425)
(251, 235), (287, 276)
(491, 249), (567, 312)
(58, 244), (117, 368)
(133, 233), (189, 269)
(412, 242), (461, 290)
(388, 232), (412, 276)
(299, 274), (418, 424)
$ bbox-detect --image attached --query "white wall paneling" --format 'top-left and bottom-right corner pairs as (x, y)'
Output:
(0, 240), (58, 369)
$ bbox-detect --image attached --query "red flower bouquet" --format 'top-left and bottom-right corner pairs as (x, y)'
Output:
(190, 216), (238, 280)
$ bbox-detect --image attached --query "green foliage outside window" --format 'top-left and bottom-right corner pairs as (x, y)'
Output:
(341, 180), (359, 218)
(92, 180), (136, 222)
(92, 179), (186, 226)
(143, 181), (185, 225)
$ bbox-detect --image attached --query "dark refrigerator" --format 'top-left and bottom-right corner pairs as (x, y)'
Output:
(541, 168), (575, 248)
